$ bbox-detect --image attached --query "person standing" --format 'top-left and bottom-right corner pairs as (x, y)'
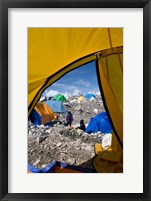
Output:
(66, 111), (73, 127)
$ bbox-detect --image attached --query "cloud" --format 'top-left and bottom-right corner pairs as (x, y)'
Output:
(88, 90), (101, 96)
(52, 82), (78, 91)
(44, 88), (101, 99)
(46, 90), (59, 97)
(45, 89), (82, 98)
(72, 89), (82, 96)
(61, 89), (82, 97)
(63, 91), (71, 98)
(75, 80), (90, 87)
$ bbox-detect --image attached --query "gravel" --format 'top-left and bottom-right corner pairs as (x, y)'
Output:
(28, 125), (103, 170)
(28, 94), (106, 171)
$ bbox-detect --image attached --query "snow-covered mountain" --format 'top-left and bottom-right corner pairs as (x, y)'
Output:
(88, 90), (101, 96)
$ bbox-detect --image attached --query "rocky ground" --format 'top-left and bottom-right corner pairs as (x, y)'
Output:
(58, 95), (105, 125)
(28, 94), (106, 171)
(28, 124), (104, 170)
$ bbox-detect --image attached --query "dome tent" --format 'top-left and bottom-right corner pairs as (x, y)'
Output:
(86, 112), (112, 134)
(78, 96), (86, 102)
(29, 102), (56, 125)
(90, 97), (96, 102)
(85, 93), (96, 100)
(53, 94), (67, 102)
(45, 100), (66, 113)
(29, 109), (42, 126)
(28, 28), (123, 173)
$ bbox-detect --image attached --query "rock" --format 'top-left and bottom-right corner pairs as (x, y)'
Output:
(85, 145), (93, 151)
(66, 158), (76, 165)
(28, 131), (32, 135)
(75, 139), (81, 147)
(59, 130), (64, 135)
(56, 142), (62, 147)
(44, 144), (47, 149)
(36, 136), (46, 144)
(41, 164), (47, 168)
(30, 126), (35, 129)
(40, 144), (44, 149)
(83, 136), (88, 141)
(45, 129), (51, 134)
(61, 143), (67, 148)
(33, 159), (40, 166)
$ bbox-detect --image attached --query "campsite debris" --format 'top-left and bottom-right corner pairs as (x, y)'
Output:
(102, 134), (112, 150)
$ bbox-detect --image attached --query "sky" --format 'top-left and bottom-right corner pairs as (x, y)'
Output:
(42, 61), (100, 98)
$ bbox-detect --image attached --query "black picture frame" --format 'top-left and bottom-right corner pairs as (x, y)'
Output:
(0, 0), (150, 200)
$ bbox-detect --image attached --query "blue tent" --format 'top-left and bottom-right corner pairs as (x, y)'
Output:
(29, 109), (42, 125)
(85, 93), (96, 100)
(45, 100), (66, 113)
(86, 112), (112, 134)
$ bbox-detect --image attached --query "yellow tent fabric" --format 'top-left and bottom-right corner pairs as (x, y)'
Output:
(35, 102), (57, 124)
(78, 96), (86, 101)
(94, 132), (123, 173)
(93, 47), (123, 173)
(28, 28), (122, 114)
(28, 28), (123, 173)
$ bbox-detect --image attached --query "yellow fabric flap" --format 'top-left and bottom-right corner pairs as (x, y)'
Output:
(95, 143), (121, 163)
(93, 154), (123, 173)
